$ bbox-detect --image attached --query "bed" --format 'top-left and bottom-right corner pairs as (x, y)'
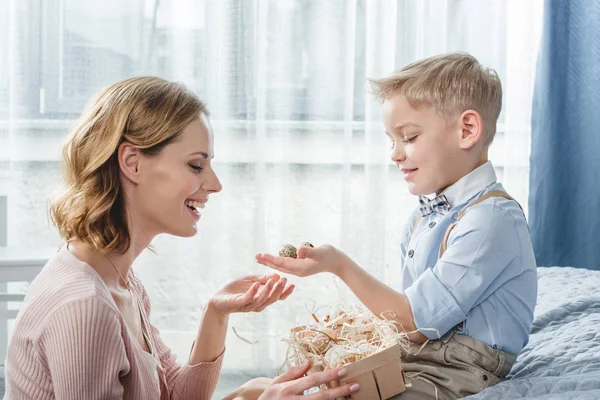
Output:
(464, 266), (600, 399)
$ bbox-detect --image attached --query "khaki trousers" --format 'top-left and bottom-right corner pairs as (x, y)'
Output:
(392, 332), (516, 400)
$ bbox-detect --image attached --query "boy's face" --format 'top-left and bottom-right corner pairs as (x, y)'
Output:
(382, 94), (463, 196)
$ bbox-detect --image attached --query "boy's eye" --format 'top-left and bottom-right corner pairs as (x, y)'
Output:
(402, 136), (417, 144)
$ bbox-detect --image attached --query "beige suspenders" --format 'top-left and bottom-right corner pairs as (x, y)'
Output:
(410, 190), (523, 259)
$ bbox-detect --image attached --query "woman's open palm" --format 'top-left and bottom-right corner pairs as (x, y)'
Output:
(210, 273), (295, 315)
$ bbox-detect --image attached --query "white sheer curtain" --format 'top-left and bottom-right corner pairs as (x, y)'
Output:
(0, 0), (543, 376)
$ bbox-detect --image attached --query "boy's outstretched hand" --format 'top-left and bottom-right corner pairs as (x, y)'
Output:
(256, 245), (344, 277)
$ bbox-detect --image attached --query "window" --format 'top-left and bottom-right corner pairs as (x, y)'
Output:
(0, 0), (543, 376)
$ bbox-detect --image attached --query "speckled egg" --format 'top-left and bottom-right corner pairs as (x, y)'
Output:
(300, 242), (314, 248)
(279, 244), (297, 258)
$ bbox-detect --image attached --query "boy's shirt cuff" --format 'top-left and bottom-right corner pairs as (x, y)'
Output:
(404, 268), (466, 339)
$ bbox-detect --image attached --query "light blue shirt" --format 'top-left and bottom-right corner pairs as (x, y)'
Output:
(400, 161), (538, 355)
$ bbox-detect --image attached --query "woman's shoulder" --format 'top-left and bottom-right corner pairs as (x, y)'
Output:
(18, 247), (120, 335)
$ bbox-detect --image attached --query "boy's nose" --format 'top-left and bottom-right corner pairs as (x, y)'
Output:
(391, 145), (406, 164)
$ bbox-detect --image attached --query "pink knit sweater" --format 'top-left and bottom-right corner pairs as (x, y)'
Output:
(5, 246), (223, 399)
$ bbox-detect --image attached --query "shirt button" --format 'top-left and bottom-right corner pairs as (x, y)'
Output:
(408, 250), (414, 258)
(429, 221), (436, 228)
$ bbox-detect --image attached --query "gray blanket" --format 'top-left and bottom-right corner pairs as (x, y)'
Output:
(464, 267), (600, 399)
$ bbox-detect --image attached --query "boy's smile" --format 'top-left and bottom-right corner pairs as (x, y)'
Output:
(400, 167), (419, 180)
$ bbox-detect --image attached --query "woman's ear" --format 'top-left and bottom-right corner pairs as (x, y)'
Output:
(458, 109), (483, 150)
(118, 142), (141, 183)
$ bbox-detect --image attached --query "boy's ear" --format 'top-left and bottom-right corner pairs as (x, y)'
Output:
(458, 110), (483, 150)
(118, 141), (142, 183)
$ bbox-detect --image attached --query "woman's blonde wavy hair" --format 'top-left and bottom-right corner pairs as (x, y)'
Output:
(50, 76), (207, 254)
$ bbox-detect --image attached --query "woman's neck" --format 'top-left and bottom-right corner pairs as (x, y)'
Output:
(68, 239), (143, 290)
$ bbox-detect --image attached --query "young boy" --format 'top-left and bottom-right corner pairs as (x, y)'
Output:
(256, 52), (538, 399)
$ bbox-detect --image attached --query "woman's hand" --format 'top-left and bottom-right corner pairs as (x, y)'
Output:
(209, 273), (295, 316)
(255, 245), (345, 278)
(258, 363), (360, 399)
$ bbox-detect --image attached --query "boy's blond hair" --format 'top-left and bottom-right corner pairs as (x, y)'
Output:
(369, 52), (502, 147)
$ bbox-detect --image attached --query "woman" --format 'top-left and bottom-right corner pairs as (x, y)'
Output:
(4, 77), (360, 400)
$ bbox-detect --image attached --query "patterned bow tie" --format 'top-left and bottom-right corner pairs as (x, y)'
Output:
(419, 194), (451, 216)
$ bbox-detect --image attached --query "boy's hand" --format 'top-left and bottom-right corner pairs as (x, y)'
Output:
(256, 245), (344, 277)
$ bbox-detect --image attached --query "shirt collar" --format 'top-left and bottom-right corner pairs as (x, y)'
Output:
(440, 161), (497, 208)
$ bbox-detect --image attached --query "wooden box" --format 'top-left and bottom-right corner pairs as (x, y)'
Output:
(308, 343), (405, 400)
